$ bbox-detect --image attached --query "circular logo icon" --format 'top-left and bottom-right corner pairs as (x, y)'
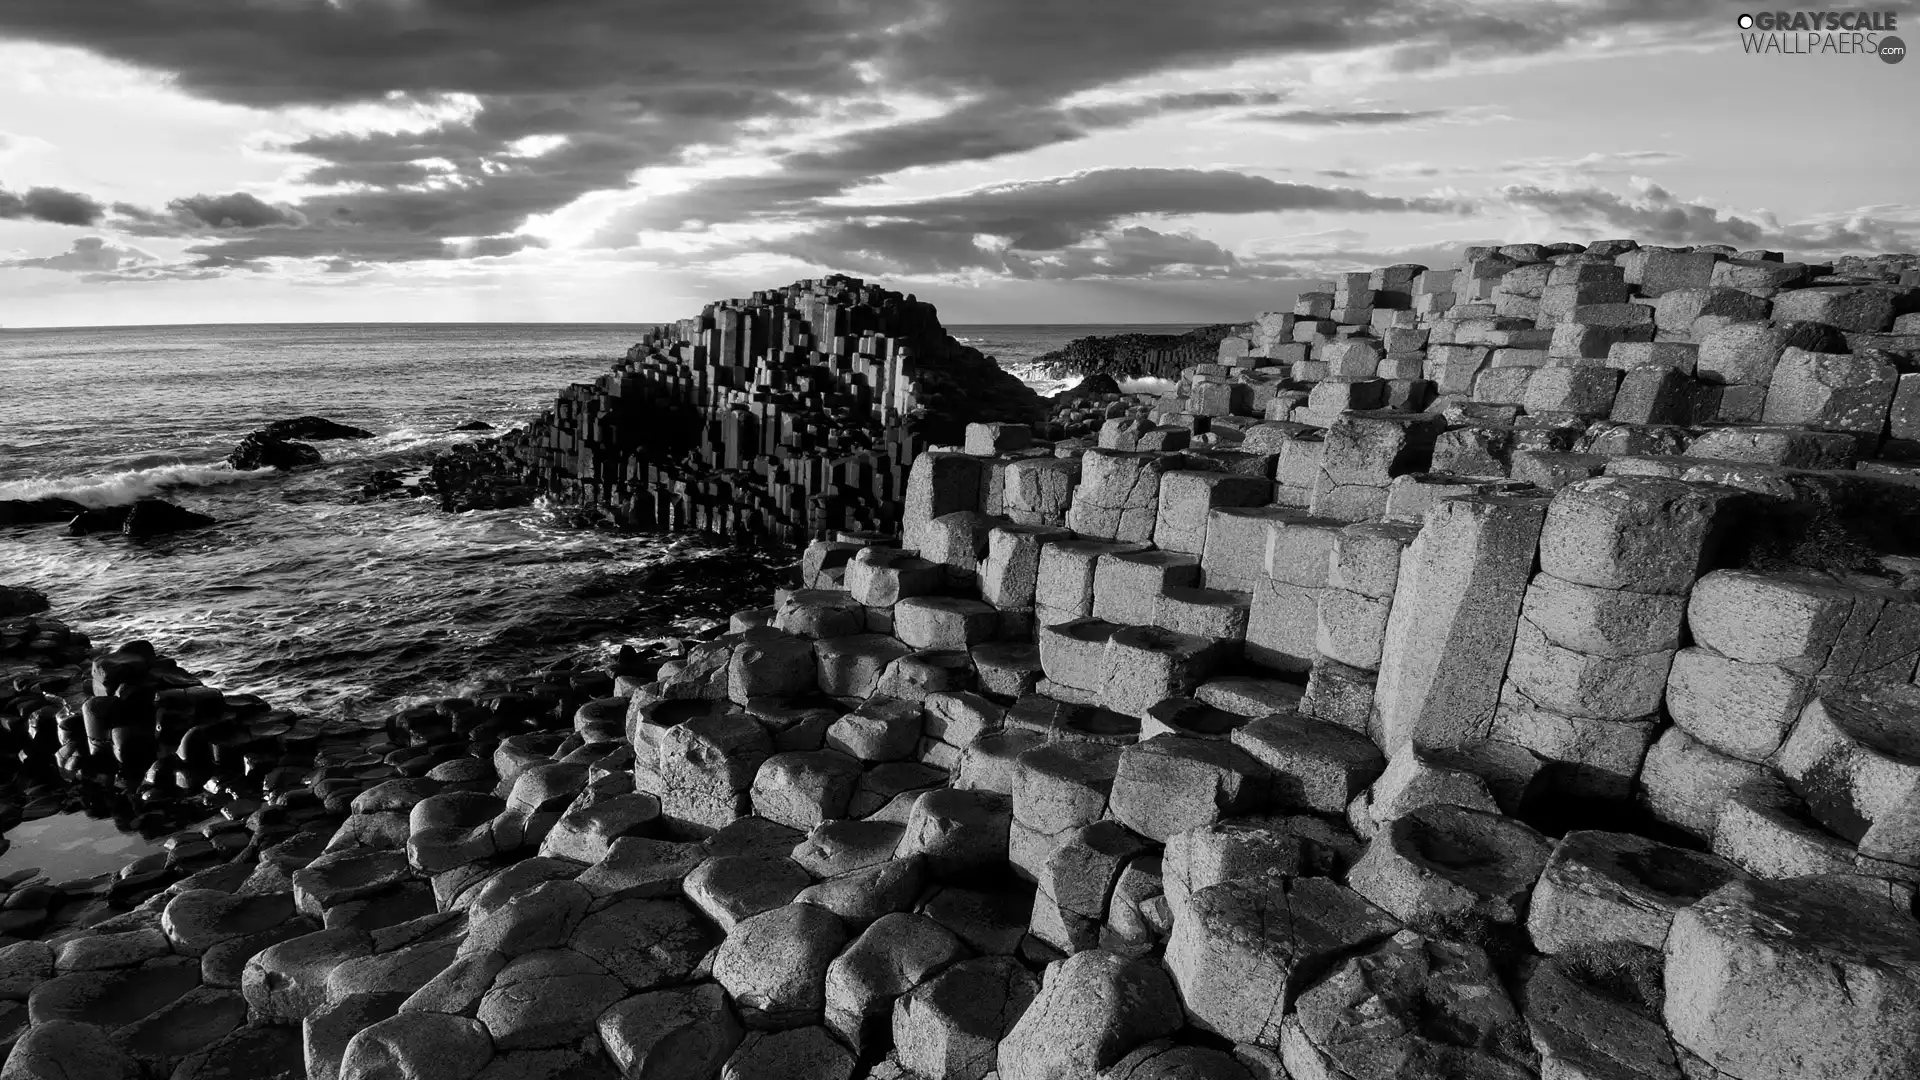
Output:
(1737, 13), (1754, 28)
(1882, 35), (1907, 63)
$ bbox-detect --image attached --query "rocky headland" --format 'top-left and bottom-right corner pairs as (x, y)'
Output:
(3, 239), (1920, 1080)
(1028, 324), (1242, 384)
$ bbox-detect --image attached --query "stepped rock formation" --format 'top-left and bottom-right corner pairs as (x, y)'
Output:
(1030, 324), (1242, 383)
(505, 276), (1044, 543)
(6, 239), (1920, 1079)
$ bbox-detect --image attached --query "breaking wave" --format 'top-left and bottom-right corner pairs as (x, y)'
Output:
(0, 462), (279, 508)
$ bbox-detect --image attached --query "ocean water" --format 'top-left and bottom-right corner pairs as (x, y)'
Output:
(0, 321), (1197, 722)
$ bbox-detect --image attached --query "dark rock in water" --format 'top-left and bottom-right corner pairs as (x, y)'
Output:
(67, 499), (214, 538)
(257, 416), (373, 441)
(0, 497), (87, 528)
(66, 505), (132, 535)
(228, 433), (323, 471)
(452, 420), (493, 432)
(122, 499), (217, 538)
(0, 585), (50, 616)
(427, 439), (535, 513)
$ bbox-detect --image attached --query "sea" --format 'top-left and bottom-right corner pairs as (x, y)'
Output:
(0, 322), (1197, 723)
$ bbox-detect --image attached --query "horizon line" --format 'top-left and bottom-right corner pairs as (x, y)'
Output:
(0, 319), (1218, 332)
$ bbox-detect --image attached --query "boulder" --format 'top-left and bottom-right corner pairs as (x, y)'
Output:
(1666, 875), (1920, 1080)
(1164, 876), (1400, 1044)
(1527, 830), (1747, 954)
(713, 902), (850, 1029)
(598, 982), (744, 1080)
(228, 433), (324, 471)
(891, 955), (1038, 1080)
(1285, 931), (1537, 1079)
(998, 950), (1185, 1080)
(1346, 804), (1553, 937)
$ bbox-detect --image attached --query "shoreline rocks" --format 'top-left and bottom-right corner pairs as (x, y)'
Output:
(4, 238), (1920, 1078)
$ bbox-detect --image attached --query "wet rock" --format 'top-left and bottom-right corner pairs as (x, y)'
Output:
(304, 992), (407, 1080)
(117, 985), (249, 1073)
(170, 1021), (307, 1080)
(477, 947), (625, 1050)
(895, 787), (1012, 878)
(1164, 876), (1399, 1045)
(292, 849), (414, 917)
(1346, 804), (1553, 938)
(241, 927), (374, 1023)
(892, 954), (1038, 1080)
(823, 911), (966, 1051)
(537, 791), (660, 863)
(685, 854), (811, 931)
(229, 432), (324, 471)
(568, 898), (717, 991)
(28, 956), (202, 1028)
(999, 950), (1184, 1080)
(575, 836), (706, 901)
(121, 499), (218, 538)
(0, 941), (53, 999)
(1284, 931), (1537, 1080)
(259, 416), (375, 441)
(792, 854), (927, 928)
(324, 937), (459, 1005)
(598, 982), (744, 1080)
(53, 927), (169, 971)
(0, 1018), (139, 1080)
(1665, 874), (1920, 1080)
(713, 902), (850, 1029)
(720, 1026), (856, 1080)
(1528, 830), (1747, 954)
(1101, 1040), (1256, 1080)
(163, 888), (299, 957)
(459, 879), (591, 958)
(1522, 946), (1678, 1080)
(339, 1011), (494, 1080)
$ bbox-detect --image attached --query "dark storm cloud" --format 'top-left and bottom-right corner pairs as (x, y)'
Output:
(1, 235), (153, 271)
(0, 185), (107, 226)
(114, 192), (307, 234)
(682, 169), (1466, 278)
(1503, 182), (1920, 253)
(1246, 108), (1454, 127)
(824, 169), (1463, 247)
(0, 0), (1720, 278)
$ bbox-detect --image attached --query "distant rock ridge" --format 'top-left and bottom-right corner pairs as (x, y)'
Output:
(505, 274), (1045, 543)
(1032, 323), (1244, 382)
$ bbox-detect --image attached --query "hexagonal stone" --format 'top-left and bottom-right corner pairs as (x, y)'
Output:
(1526, 830), (1747, 954)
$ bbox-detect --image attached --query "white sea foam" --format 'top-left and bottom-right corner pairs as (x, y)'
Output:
(0, 462), (278, 507)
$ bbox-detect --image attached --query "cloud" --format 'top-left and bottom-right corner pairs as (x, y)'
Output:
(1501, 179), (1920, 254)
(0, 0), (1723, 281)
(659, 167), (1467, 280)
(1243, 108), (1455, 127)
(828, 168), (1464, 247)
(114, 191), (307, 235)
(1318, 150), (1684, 183)
(0, 184), (107, 225)
(2, 235), (155, 271)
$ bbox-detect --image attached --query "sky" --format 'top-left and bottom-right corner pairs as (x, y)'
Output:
(0, 0), (1914, 327)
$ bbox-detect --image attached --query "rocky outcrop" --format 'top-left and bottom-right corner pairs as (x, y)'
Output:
(1033, 324), (1243, 382)
(256, 416), (374, 441)
(0, 586), (49, 616)
(63, 498), (216, 538)
(507, 275), (1045, 543)
(0, 498), (85, 529)
(6, 239), (1920, 1080)
(227, 432), (323, 471)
